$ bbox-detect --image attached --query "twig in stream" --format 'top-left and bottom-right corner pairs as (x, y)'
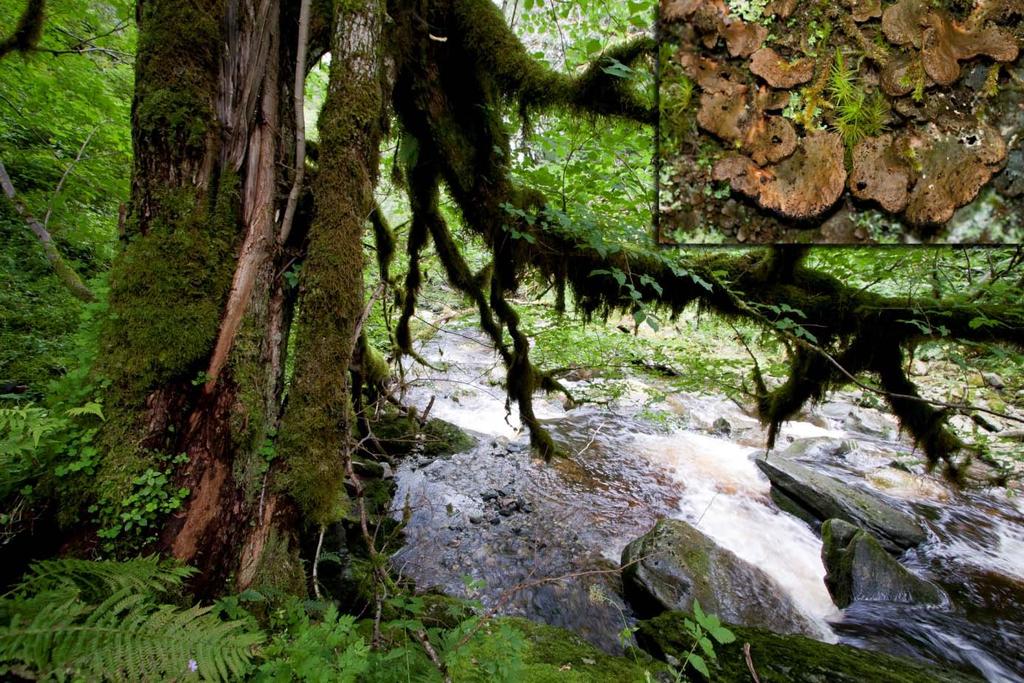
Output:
(574, 421), (607, 457)
(419, 395), (435, 426)
(694, 493), (719, 528)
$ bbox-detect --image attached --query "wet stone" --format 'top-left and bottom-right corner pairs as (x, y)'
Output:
(983, 372), (1005, 390)
(712, 416), (732, 436)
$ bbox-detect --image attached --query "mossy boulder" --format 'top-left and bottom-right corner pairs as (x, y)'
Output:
(636, 611), (981, 683)
(621, 518), (817, 636)
(372, 413), (477, 459)
(821, 519), (945, 609)
(756, 454), (927, 553)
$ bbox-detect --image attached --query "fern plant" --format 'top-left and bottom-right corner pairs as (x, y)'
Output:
(0, 558), (263, 681)
(7, 556), (193, 600)
(254, 600), (369, 682)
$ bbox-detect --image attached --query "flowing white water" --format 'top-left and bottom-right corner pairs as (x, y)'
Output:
(634, 431), (841, 641)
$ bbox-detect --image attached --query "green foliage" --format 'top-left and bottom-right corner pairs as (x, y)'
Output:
(255, 601), (370, 682)
(90, 452), (190, 551)
(0, 558), (262, 681)
(0, 0), (132, 390)
(674, 599), (736, 679)
(509, 0), (655, 247)
(0, 397), (104, 513)
(726, 0), (770, 24)
(9, 556), (193, 599)
(828, 51), (888, 149)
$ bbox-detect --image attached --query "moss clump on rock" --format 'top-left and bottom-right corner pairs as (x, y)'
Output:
(637, 611), (982, 682)
(372, 413), (477, 459)
(454, 616), (659, 682)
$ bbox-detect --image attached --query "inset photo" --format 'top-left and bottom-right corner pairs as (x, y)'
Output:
(656, 0), (1024, 243)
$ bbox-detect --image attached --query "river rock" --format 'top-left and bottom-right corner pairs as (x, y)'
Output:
(778, 437), (858, 463)
(821, 519), (945, 608)
(621, 518), (817, 636)
(983, 372), (1004, 390)
(756, 454), (927, 553)
(711, 417), (732, 436)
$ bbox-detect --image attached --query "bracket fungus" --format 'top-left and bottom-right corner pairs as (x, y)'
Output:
(843, 0), (882, 23)
(749, 47), (816, 88)
(903, 123), (1007, 225)
(697, 90), (750, 141)
(849, 134), (912, 213)
(678, 50), (748, 95)
(696, 80), (797, 166)
(723, 18), (768, 57)
(713, 130), (847, 219)
(658, 0), (1023, 241)
(882, 0), (1018, 86)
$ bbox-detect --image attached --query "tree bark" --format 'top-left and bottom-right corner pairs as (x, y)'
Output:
(94, 0), (330, 596)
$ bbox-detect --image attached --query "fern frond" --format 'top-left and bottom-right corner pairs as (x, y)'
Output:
(9, 556), (194, 601)
(0, 587), (263, 682)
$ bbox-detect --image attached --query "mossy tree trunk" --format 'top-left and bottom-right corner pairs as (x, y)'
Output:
(274, 0), (386, 528)
(94, 0), (337, 596)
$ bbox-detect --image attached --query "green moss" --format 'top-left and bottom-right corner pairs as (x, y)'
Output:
(637, 612), (980, 683)
(372, 413), (476, 459)
(359, 334), (390, 387)
(276, 0), (385, 526)
(491, 618), (651, 679)
(102, 177), (240, 397)
(370, 206), (396, 284)
(246, 526), (308, 599)
(132, 0), (221, 167)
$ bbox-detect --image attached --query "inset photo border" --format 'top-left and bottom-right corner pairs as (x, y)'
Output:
(654, 0), (1024, 244)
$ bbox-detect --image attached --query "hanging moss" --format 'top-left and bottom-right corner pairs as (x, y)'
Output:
(382, 0), (1024, 473)
(873, 344), (964, 468)
(395, 163), (434, 355)
(445, 0), (653, 121)
(370, 206), (396, 284)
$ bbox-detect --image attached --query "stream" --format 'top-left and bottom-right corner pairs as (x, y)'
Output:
(389, 326), (1024, 682)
